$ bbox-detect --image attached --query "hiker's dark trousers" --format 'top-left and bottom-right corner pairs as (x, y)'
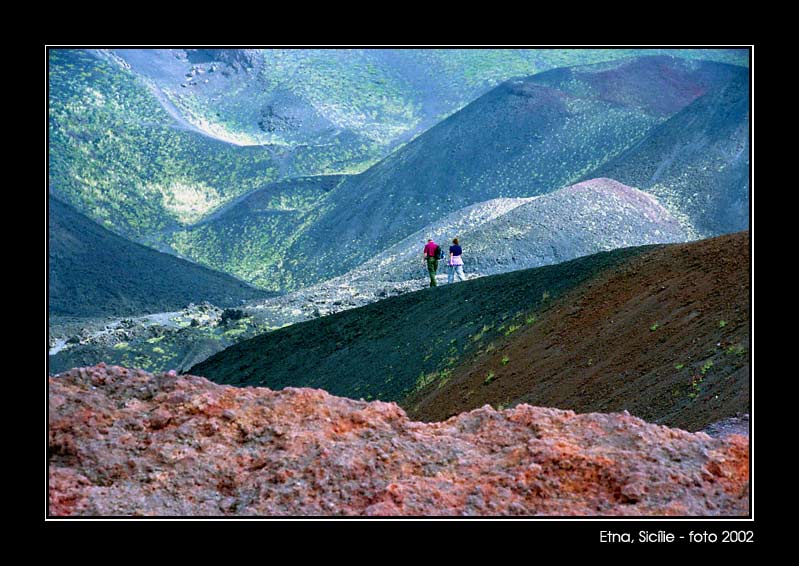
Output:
(426, 257), (439, 287)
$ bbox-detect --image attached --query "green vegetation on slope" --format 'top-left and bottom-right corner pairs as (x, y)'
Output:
(48, 49), (281, 241)
(168, 176), (346, 291)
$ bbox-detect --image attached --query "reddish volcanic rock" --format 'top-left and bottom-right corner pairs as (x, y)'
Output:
(48, 365), (749, 516)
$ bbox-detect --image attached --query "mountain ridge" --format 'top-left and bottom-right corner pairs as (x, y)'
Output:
(189, 243), (654, 398)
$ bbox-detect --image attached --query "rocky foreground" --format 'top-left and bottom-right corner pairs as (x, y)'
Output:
(49, 365), (749, 516)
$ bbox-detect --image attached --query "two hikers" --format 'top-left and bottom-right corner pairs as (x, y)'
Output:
(422, 238), (465, 287)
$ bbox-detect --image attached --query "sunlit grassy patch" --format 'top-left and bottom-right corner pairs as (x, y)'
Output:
(154, 179), (222, 224)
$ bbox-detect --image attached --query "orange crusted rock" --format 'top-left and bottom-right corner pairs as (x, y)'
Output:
(48, 365), (749, 517)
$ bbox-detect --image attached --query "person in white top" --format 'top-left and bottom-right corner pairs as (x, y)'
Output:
(448, 238), (465, 284)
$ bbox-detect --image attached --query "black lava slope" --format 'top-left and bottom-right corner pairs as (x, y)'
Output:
(189, 244), (652, 402)
(48, 197), (272, 317)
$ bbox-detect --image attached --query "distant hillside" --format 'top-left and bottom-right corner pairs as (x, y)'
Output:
(340, 178), (688, 284)
(278, 56), (748, 288)
(48, 198), (271, 317)
(190, 232), (749, 432)
(111, 48), (747, 161)
(52, 49), (746, 244)
(587, 70), (749, 236)
(163, 56), (747, 292)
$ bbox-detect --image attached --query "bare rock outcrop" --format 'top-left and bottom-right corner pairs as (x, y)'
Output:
(49, 365), (749, 516)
